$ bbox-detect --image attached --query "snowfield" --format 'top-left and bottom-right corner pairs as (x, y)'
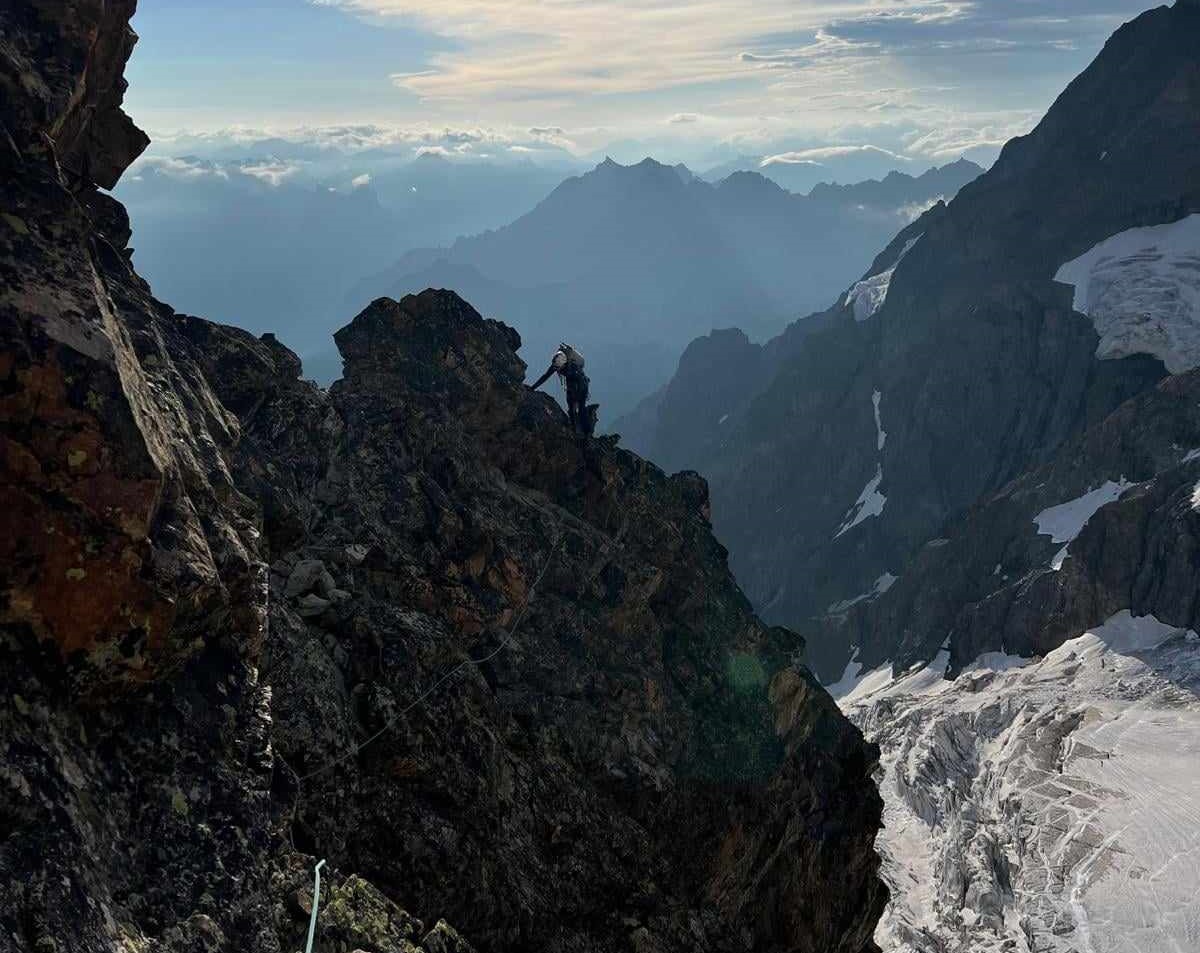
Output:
(834, 389), (892, 538)
(1055, 213), (1200, 373)
(826, 572), (899, 616)
(1033, 480), (1133, 570)
(835, 464), (886, 538)
(848, 235), (922, 322)
(873, 389), (887, 451)
(840, 611), (1200, 953)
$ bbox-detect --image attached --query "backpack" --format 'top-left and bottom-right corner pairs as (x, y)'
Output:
(559, 342), (585, 370)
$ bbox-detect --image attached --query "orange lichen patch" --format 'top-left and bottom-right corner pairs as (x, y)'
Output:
(0, 346), (172, 676)
(2, 351), (162, 538)
(388, 757), (426, 781)
(0, 483), (174, 662)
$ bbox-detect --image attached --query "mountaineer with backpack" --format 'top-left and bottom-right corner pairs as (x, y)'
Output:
(531, 343), (597, 436)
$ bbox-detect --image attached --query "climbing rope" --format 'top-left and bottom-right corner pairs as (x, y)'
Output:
(303, 859), (326, 953)
(298, 529), (565, 782)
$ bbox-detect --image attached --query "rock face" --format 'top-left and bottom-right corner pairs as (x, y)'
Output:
(0, 3), (886, 951)
(254, 292), (886, 952)
(833, 367), (1200, 680)
(632, 1), (1200, 681)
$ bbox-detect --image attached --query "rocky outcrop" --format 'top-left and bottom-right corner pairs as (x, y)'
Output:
(235, 289), (887, 953)
(0, 3), (886, 951)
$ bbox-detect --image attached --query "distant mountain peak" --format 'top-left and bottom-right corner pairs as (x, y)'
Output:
(715, 170), (788, 197)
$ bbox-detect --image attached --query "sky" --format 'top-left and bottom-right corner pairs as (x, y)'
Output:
(125, 0), (1161, 169)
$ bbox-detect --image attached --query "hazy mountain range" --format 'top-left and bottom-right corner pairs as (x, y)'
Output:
(115, 152), (569, 364)
(118, 133), (980, 406)
(349, 156), (982, 417)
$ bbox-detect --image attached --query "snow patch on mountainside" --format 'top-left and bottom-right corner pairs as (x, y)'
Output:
(835, 465), (886, 538)
(834, 389), (894, 538)
(1034, 481), (1133, 543)
(841, 611), (1200, 953)
(848, 235), (922, 322)
(1033, 480), (1133, 570)
(873, 390), (887, 450)
(1055, 214), (1200, 373)
(827, 572), (899, 616)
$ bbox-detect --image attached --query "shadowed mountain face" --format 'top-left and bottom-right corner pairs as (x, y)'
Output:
(632, 0), (1200, 682)
(0, 3), (887, 951)
(350, 157), (981, 418)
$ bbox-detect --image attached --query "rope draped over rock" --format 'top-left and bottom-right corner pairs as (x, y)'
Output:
(299, 529), (565, 783)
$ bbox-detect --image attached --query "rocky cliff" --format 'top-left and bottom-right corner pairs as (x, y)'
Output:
(633, 0), (1200, 681)
(0, 3), (885, 951)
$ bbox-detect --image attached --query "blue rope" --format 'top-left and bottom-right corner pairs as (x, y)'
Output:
(305, 859), (326, 953)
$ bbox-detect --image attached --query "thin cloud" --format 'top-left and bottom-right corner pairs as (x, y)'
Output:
(238, 159), (302, 186)
(134, 156), (230, 180)
(175, 1), (1155, 170)
(762, 145), (913, 165)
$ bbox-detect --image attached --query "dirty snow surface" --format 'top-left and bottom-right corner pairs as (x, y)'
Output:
(848, 235), (922, 322)
(840, 611), (1200, 953)
(1055, 213), (1200, 373)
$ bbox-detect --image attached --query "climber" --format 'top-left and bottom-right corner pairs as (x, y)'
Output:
(531, 343), (597, 436)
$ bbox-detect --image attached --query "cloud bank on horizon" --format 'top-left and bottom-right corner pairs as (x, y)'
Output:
(127, 0), (1156, 170)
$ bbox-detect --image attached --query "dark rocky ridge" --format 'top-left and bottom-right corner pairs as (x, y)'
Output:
(0, 3), (885, 951)
(633, 1), (1200, 680)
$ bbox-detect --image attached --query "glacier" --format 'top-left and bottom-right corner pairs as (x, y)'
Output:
(1054, 214), (1200, 374)
(840, 611), (1200, 953)
(848, 235), (923, 322)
